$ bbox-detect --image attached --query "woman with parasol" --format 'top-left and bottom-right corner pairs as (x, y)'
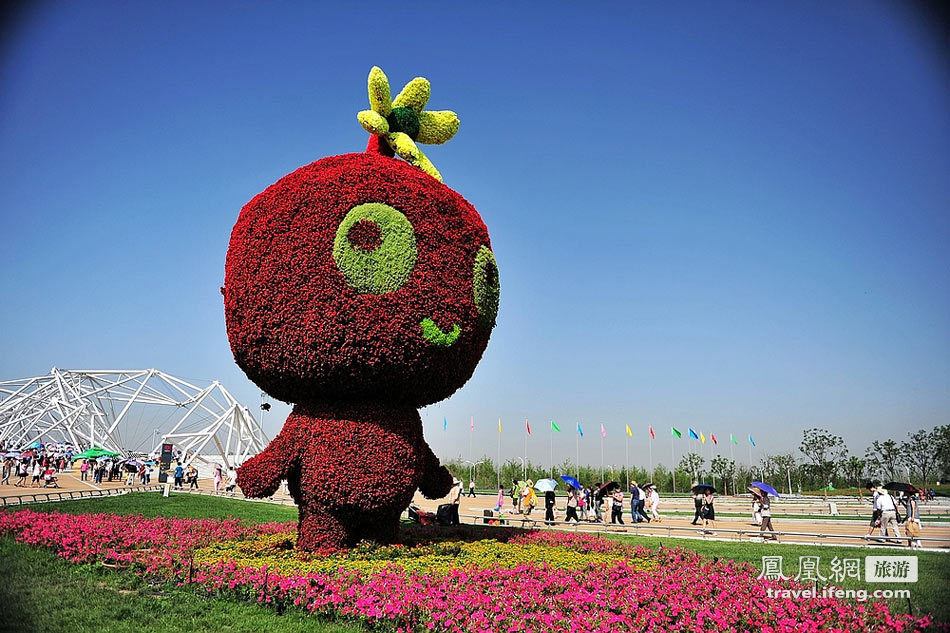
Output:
(752, 482), (779, 541)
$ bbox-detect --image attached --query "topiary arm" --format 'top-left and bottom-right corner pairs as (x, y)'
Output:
(417, 442), (453, 499)
(236, 424), (301, 498)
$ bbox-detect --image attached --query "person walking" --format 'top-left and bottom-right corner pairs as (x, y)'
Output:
(702, 489), (716, 532)
(544, 490), (557, 524)
(691, 485), (704, 525)
(636, 484), (650, 522)
(751, 491), (763, 526)
(1, 458), (11, 485)
(79, 460), (89, 482)
(213, 465), (223, 493)
(494, 485), (505, 512)
(450, 478), (463, 525)
(577, 486), (587, 520)
(468, 478), (476, 498)
(629, 481), (641, 523)
(521, 480), (537, 517)
(876, 488), (901, 539)
(591, 484), (604, 523)
(31, 460), (42, 488)
(187, 464), (199, 490)
(14, 460), (28, 487)
(565, 487), (580, 522)
(509, 479), (519, 511)
(648, 485), (661, 522)
(173, 462), (184, 489)
(759, 492), (777, 541)
(610, 486), (625, 525)
(905, 493), (922, 549)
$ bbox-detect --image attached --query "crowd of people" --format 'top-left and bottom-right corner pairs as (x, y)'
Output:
(494, 479), (664, 525)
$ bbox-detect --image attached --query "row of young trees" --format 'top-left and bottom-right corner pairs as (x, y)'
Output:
(443, 425), (949, 496)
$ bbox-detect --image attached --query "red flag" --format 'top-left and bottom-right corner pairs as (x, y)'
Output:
(649, 425), (655, 439)
(711, 433), (718, 445)
(526, 419), (531, 435)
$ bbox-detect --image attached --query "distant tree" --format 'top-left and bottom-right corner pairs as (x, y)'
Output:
(679, 452), (705, 482)
(768, 454), (798, 496)
(799, 428), (846, 499)
(900, 428), (941, 487)
(710, 456), (737, 495)
(864, 439), (901, 484)
(841, 454), (867, 500)
(934, 425), (950, 482)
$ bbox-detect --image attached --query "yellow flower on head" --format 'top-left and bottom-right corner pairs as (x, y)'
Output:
(357, 66), (460, 182)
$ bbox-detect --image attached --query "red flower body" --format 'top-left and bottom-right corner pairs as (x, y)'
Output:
(225, 151), (499, 550)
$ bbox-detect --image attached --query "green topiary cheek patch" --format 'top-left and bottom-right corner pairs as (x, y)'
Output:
(333, 202), (418, 294)
(473, 245), (499, 326)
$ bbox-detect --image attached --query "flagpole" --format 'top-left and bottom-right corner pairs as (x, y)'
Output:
(496, 418), (501, 489)
(625, 434), (629, 489)
(469, 416), (473, 464)
(600, 429), (604, 484)
(671, 431), (675, 494)
(575, 425), (579, 481)
(649, 433), (653, 484)
(524, 420), (528, 481)
(748, 439), (753, 481)
(549, 424), (553, 479)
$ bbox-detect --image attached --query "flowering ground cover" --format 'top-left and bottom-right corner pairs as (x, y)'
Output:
(0, 506), (941, 632)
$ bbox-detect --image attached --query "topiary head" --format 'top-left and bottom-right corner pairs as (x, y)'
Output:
(223, 151), (499, 407)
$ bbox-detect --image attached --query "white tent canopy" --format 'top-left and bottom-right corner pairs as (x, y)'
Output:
(0, 368), (267, 470)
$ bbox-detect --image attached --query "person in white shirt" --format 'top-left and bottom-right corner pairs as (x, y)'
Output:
(648, 486), (660, 521)
(874, 486), (901, 539)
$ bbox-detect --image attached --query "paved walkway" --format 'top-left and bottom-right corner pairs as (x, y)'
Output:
(410, 492), (950, 550)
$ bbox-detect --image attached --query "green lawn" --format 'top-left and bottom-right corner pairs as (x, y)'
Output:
(3, 492), (947, 628)
(0, 537), (366, 633)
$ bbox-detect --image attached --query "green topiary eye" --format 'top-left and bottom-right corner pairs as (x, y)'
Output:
(333, 203), (417, 294)
(473, 245), (499, 325)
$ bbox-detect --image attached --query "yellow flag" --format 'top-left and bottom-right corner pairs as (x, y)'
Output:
(498, 418), (502, 434)
(625, 424), (633, 437)
(700, 432), (706, 444)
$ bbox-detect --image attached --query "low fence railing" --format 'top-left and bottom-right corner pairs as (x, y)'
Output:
(450, 511), (950, 549)
(0, 485), (162, 507)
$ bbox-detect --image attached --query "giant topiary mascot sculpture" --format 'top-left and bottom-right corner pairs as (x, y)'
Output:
(224, 67), (499, 550)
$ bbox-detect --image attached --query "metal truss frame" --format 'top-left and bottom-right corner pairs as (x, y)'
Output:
(0, 368), (267, 470)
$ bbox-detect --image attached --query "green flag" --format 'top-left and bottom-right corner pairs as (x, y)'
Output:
(671, 427), (682, 438)
(730, 433), (739, 445)
(551, 420), (561, 432)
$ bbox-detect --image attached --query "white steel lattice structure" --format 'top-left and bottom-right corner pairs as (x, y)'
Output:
(0, 368), (268, 469)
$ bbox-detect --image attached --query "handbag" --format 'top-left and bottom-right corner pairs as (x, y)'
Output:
(906, 521), (921, 538)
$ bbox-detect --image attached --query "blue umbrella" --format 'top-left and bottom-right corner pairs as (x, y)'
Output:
(560, 475), (582, 490)
(751, 481), (781, 498)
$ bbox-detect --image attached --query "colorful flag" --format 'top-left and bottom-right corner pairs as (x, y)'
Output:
(600, 423), (607, 438)
(749, 435), (756, 447)
(649, 425), (655, 439)
(730, 433), (739, 445)
(671, 427), (682, 438)
(700, 432), (706, 445)
(526, 419), (531, 435)
(498, 418), (502, 434)
(443, 417), (447, 431)
(711, 433), (718, 445)
(688, 428), (699, 440)
(551, 420), (561, 432)
(470, 416), (474, 432)
(577, 423), (584, 437)
(625, 424), (633, 437)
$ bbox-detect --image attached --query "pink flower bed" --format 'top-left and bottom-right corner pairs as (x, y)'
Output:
(0, 510), (937, 632)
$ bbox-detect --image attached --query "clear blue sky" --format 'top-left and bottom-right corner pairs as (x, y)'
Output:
(1, 2), (947, 472)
